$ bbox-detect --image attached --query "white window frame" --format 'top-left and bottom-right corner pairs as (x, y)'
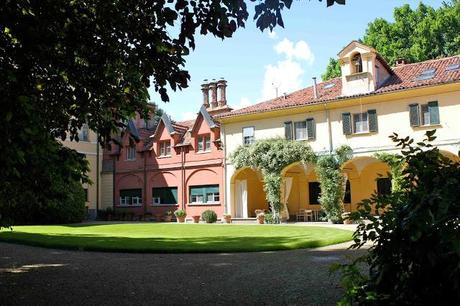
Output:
(206, 192), (220, 203)
(420, 104), (431, 126)
(120, 197), (129, 206)
(190, 194), (204, 204)
(132, 197), (142, 206)
(126, 146), (136, 161)
(242, 127), (255, 145)
(294, 121), (307, 140)
(152, 197), (161, 205)
(196, 134), (211, 152)
(353, 112), (369, 134)
(159, 141), (171, 157)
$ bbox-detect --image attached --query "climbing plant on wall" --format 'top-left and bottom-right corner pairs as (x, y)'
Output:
(374, 152), (405, 193)
(315, 145), (353, 223)
(230, 138), (316, 223)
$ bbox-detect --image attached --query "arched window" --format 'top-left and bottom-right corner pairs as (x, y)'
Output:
(351, 53), (363, 73)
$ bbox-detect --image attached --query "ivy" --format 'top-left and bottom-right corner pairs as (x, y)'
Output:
(231, 138), (316, 223)
(374, 152), (404, 192)
(315, 146), (353, 223)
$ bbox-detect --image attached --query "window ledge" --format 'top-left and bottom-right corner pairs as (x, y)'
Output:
(196, 150), (211, 154)
(412, 124), (442, 129)
(347, 131), (377, 137)
(187, 203), (221, 207)
(116, 204), (143, 208)
(157, 155), (172, 159)
(151, 204), (179, 207)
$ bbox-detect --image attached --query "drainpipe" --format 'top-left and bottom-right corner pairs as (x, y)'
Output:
(324, 102), (333, 153)
(181, 146), (186, 210)
(312, 77), (318, 99)
(222, 124), (228, 215)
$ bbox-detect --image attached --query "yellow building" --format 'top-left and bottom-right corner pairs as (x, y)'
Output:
(218, 41), (460, 219)
(61, 125), (107, 218)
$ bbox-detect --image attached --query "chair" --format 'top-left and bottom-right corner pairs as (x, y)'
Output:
(304, 209), (313, 222)
(296, 209), (306, 221)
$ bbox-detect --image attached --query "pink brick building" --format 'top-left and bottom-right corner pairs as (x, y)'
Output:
(106, 79), (231, 219)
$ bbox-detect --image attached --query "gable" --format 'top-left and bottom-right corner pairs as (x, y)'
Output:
(338, 41), (375, 58)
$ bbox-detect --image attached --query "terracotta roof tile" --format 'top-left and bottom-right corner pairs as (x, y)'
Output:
(218, 55), (460, 119)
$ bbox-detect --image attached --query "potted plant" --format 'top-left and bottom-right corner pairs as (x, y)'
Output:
(174, 209), (187, 223)
(192, 215), (201, 223)
(201, 210), (217, 223)
(164, 210), (173, 222)
(256, 212), (265, 224)
(222, 214), (232, 224)
(341, 212), (353, 225)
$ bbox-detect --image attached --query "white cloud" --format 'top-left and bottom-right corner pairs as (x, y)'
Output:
(274, 38), (315, 64)
(262, 59), (304, 100)
(233, 97), (253, 110)
(267, 30), (278, 40)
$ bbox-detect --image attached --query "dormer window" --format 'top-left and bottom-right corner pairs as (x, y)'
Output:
(159, 140), (171, 157)
(127, 146), (136, 161)
(352, 53), (363, 74)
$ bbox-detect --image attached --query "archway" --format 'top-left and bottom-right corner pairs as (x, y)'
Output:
(342, 156), (391, 212)
(231, 167), (266, 218)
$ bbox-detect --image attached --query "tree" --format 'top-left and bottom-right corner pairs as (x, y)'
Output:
(322, 1), (460, 79)
(0, 1), (344, 227)
(321, 57), (341, 81)
(334, 131), (460, 305)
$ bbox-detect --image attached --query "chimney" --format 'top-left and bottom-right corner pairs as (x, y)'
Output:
(217, 78), (227, 107)
(209, 79), (218, 109)
(395, 58), (407, 67)
(201, 80), (209, 108)
(312, 77), (318, 99)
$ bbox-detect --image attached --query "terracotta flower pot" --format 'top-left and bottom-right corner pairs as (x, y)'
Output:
(257, 215), (265, 224)
(223, 215), (232, 224)
(192, 215), (200, 223)
(177, 216), (186, 223)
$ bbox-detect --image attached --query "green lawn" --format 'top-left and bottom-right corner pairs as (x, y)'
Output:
(0, 223), (353, 253)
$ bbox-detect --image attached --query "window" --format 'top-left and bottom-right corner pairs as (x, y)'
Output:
(159, 140), (171, 157)
(343, 180), (351, 203)
(242, 127), (255, 145)
(119, 189), (142, 206)
(446, 63), (460, 72)
(353, 112), (369, 133)
(127, 146), (136, 160)
(294, 121), (307, 140)
(197, 134), (211, 152)
(416, 68), (436, 81)
(79, 124), (89, 142)
(308, 182), (321, 205)
(152, 187), (178, 205)
(189, 185), (219, 204)
(351, 53), (363, 73)
(409, 102), (440, 127)
(284, 121), (293, 140)
(343, 110), (378, 135)
(377, 178), (392, 196)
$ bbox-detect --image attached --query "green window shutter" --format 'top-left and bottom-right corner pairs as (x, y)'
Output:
(428, 101), (440, 124)
(409, 104), (420, 127)
(190, 186), (204, 196)
(204, 185), (219, 194)
(306, 118), (315, 140)
(284, 121), (293, 140)
(342, 113), (352, 135)
(368, 109), (378, 132)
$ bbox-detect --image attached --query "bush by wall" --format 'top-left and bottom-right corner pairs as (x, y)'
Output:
(201, 210), (217, 223)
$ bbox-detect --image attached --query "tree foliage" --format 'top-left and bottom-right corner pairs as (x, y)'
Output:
(231, 138), (316, 222)
(322, 1), (460, 78)
(321, 57), (341, 81)
(374, 152), (404, 193)
(315, 145), (352, 223)
(334, 131), (460, 305)
(0, 0), (343, 227)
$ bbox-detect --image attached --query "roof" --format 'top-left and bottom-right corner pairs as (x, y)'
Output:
(218, 55), (460, 119)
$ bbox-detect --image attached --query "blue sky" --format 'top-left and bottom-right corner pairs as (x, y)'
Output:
(148, 0), (441, 121)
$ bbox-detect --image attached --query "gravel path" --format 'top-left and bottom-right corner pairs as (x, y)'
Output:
(0, 241), (366, 306)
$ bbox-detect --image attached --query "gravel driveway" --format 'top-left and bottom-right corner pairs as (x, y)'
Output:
(0, 241), (366, 306)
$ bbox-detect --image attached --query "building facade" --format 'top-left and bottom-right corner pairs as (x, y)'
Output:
(218, 41), (460, 219)
(106, 79), (231, 219)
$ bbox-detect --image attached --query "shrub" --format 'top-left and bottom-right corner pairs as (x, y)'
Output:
(334, 131), (460, 305)
(174, 209), (186, 218)
(264, 212), (275, 224)
(201, 210), (217, 223)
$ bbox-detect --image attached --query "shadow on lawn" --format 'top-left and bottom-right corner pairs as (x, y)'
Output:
(0, 231), (352, 254)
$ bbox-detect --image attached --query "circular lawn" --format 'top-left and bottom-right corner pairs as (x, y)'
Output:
(0, 223), (352, 253)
